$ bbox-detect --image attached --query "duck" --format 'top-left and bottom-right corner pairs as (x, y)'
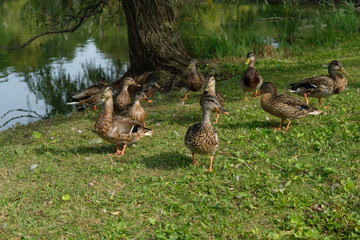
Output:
(182, 59), (205, 101)
(240, 52), (263, 102)
(253, 82), (322, 131)
(114, 77), (141, 113)
(184, 94), (229, 172)
(67, 78), (107, 111)
(95, 87), (153, 156)
(142, 81), (160, 101)
(121, 91), (148, 127)
(288, 60), (349, 107)
(200, 76), (225, 124)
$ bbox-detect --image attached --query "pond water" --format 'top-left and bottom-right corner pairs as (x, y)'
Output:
(0, 1), (324, 130)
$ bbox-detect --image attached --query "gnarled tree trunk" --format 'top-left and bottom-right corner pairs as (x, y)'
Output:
(119, 0), (191, 91)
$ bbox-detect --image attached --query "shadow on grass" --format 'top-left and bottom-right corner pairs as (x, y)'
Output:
(34, 144), (116, 156)
(141, 151), (191, 170)
(218, 120), (280, 130)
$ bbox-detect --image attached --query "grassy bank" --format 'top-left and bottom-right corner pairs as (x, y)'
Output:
(1, 47), (359, 239)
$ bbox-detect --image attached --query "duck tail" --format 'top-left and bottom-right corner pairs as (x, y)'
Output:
(144, 130), (154, 137)
(66, 101), (79, 105)
(309, 109), (322, 115)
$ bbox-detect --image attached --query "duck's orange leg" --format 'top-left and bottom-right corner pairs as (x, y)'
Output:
(284, 121), (291, 131)
(244, 91), (249, 102)
(181, 90), (189, 101)
(271, 119), (284, 131)
(112, 144), (127, 156)
(192, 152), (199, 165)
(318, 98), (329, 108)
(92, 105), (98, 111)
(303, 93), (309, 104)
(205, 155), (214, 172)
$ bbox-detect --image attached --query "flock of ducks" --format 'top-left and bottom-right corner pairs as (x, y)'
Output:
(68, 53), (349, 171)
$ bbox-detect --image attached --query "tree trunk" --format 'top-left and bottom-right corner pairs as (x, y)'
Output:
(119, 0), (191, 91)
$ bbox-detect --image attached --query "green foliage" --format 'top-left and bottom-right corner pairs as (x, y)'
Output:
(176, 0), (360, 58)
(1, 47), (359, 238)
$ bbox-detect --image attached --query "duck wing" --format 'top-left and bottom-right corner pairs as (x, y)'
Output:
(289, 75), (334, 94)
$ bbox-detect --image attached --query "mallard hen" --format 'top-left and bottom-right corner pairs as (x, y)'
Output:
(288, 60), (348, 107)
(114, 77), (141, 113)
(253, 82), (322, 131)
(200, 76), (225, 124)
(95, 87), (153, 156)
(182, 59), (205, 101)
(240, 52), (263, 102)
(185, 94), (229, 172)
(120, 91), (148, 127)
(67, 78), (107, 110)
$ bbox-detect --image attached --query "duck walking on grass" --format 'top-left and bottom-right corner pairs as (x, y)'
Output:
(200, 76), (225, 124)
(288, 60), (349, 107)
(67, 78), (107, 111)
(240, 52), (263, 102)
(185, 95), (229, 172)
(253, 82), (322, 131)
(95, 87), (153, 156)
(182, 59), (205, 101)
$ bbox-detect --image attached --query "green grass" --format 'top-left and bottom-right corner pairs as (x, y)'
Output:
(1, 47), (360, 239)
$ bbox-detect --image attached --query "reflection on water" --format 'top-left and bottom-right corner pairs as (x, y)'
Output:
(0, 39), (128, 130)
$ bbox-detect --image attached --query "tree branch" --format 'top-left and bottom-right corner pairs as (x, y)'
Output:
(0, 0), (106, 50)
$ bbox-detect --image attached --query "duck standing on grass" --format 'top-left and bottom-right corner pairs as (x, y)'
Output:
(240, 52), (263, 102)
(200, 76), (225, 124)
(185, 95), (229, 172)
(253, 82), (322, 131)
(182, 59), (205, 101)
(67, 78), (107, 111)
(288, 60), (349, 107)
(95, 87), (153, 156)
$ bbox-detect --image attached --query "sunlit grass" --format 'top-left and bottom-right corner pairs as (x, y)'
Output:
(1, 48), (359, 239)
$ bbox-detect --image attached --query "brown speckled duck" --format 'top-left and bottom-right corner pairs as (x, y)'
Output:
(121, 91), (148, 127)
(253, 82), (322, 131)
(114, 77), (141, 113)
(240, 52), (263, 102)
(185, 95), (228, 172)
(200, 76), (225, 124)
(182, 59), (205, 101)
(95, 87), (153, 156)
(288, 60), (348, 107)
(67, 78), (107, 110)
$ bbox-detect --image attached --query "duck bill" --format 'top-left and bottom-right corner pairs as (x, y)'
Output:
(252, 90), (261, 98)
(154, 83), (161, 88)
(340, 67), (349, 75)
(245, 58), (251, 65)
(217, 106), (229, 115)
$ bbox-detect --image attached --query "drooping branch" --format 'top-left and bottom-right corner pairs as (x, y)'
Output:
(0, 0), (106, 50)
(1, 108), (43, 119)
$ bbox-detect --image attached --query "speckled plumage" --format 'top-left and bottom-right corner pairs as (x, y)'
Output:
(67, 78), (107, 110)
(182, 60), (205, 100)
(240, 52), (263, 102)
(114, 77), (141, 114)
(120, 92), (147, 126)
(254, 82), (322, 131)
(185, 95), (228, 171)
(288, 60), (348, 106)
(95, 87), (152, 156)
(200, 76), (225, 123)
